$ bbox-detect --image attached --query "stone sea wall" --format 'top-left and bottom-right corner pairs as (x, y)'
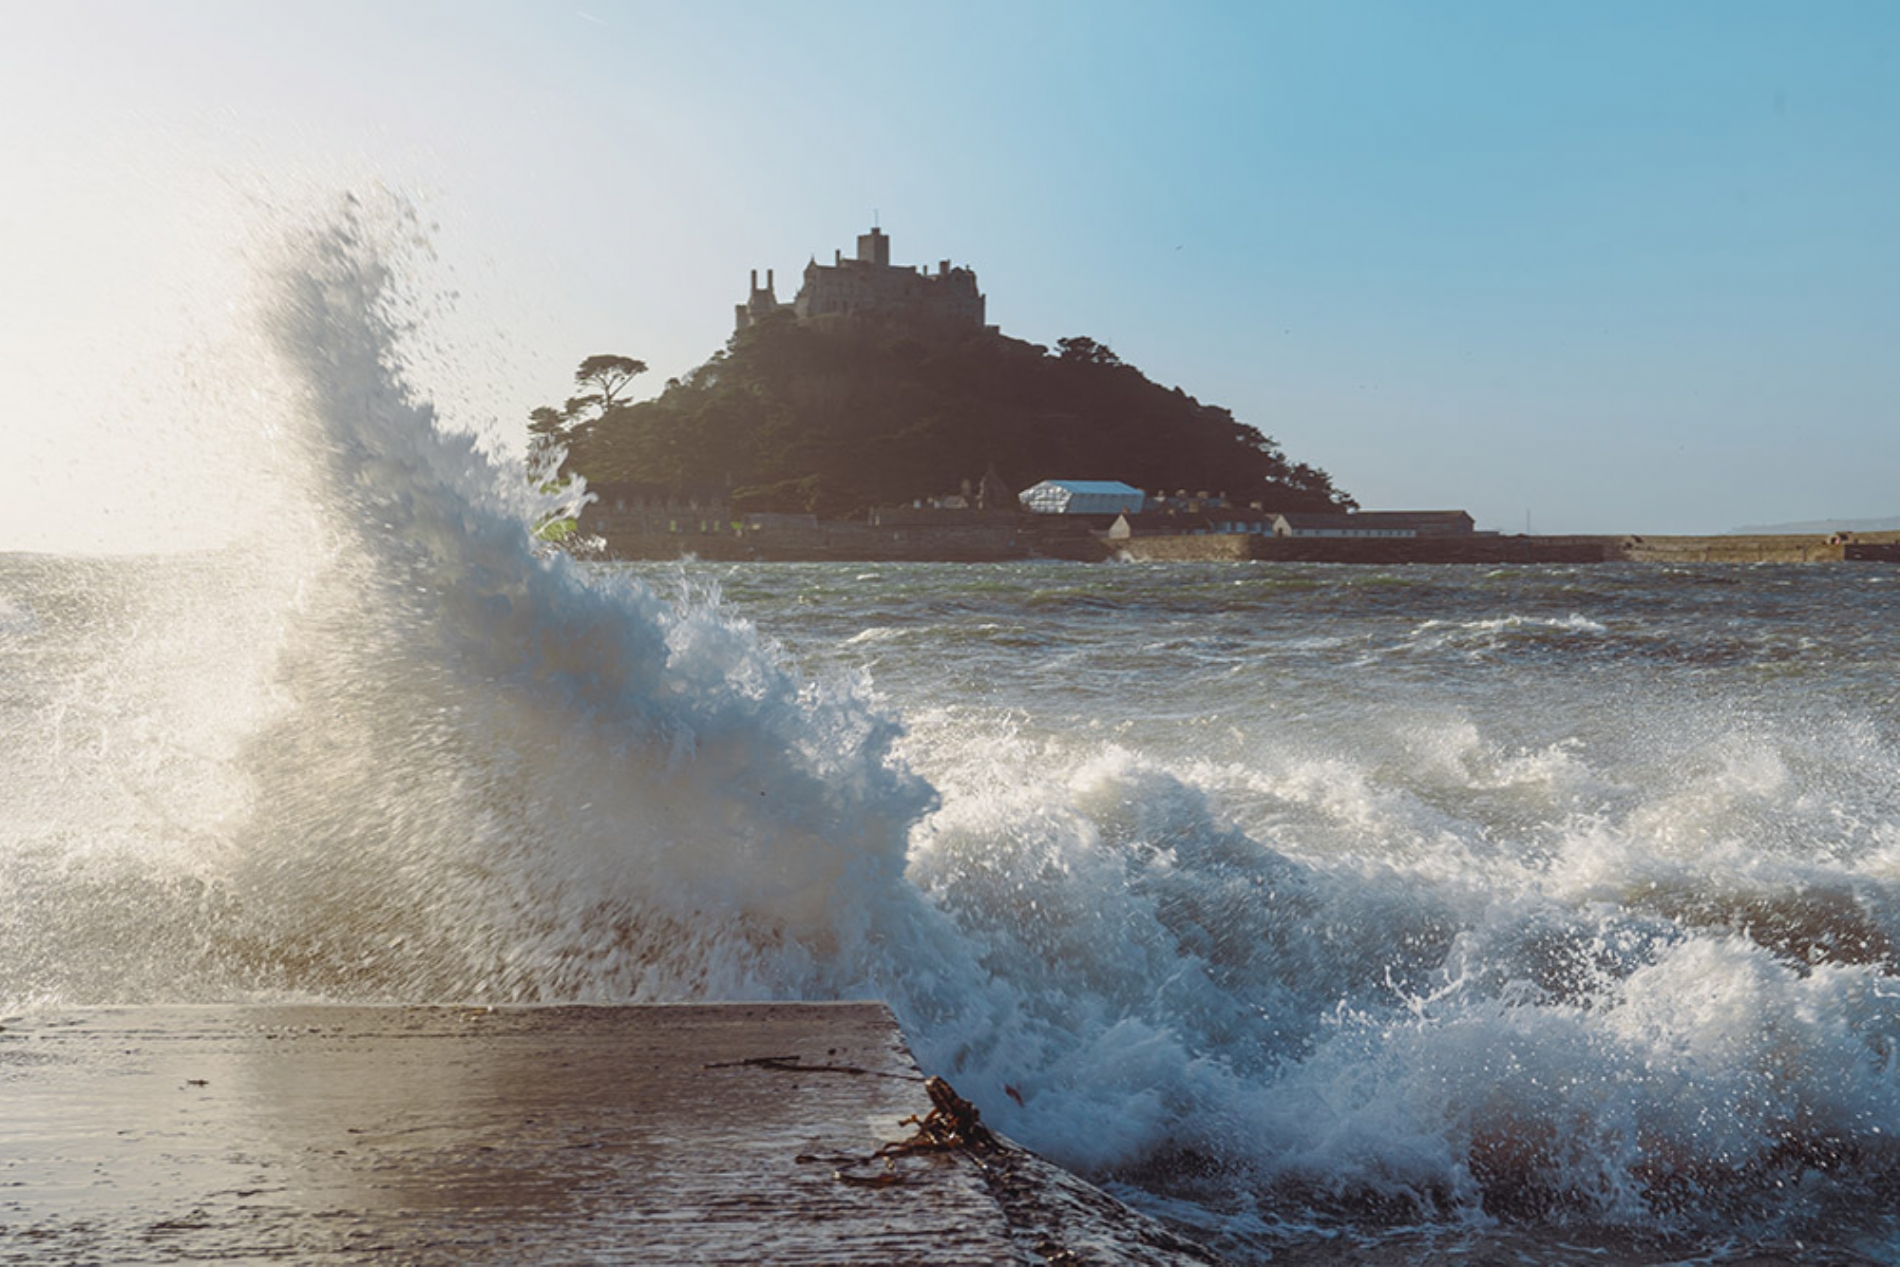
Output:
(1116, 534), (1617, 564)
(1622, 533), (1900, 563)
(582, 524), (1900, 567)
(1105, 533), (1254, 563)
(587, 520), (1025, 563)
(1117, 531), (1900, 566)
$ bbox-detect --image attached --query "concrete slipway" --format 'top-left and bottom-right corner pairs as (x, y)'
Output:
(0, 1003), (1222, 1265)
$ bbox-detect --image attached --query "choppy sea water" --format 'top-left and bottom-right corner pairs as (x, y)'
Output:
(5, 203), (1900, 1264)
(628, 560), (1900, 1262)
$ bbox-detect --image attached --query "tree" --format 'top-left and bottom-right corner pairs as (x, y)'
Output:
(1056, 335), (1122, 366)
(540, 354), (650, 481)
(525, 358), (649, 542)
(526, 405), (568, 466)
(564, 354), (649, 422)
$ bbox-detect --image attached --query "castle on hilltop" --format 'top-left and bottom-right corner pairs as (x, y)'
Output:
(735, 227), (989, 337)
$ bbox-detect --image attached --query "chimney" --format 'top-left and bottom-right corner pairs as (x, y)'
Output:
(750, 269), (758, 292)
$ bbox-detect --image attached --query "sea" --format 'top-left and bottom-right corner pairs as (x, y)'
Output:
(5, 205), (1900, 1264)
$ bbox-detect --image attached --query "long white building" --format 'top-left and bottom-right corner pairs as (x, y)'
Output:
(1018, 480), (1147, 516)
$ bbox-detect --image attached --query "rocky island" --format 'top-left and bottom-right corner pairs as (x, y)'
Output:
(529, 227), (1898, 566)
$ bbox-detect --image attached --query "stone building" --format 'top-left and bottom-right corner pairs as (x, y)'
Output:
(736, 227), (987, 336)
(1270, 511), (1475, 538)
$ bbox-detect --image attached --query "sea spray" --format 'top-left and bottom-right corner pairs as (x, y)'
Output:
(0, 198), (959, 1014)
(220, 196), (995, 1012)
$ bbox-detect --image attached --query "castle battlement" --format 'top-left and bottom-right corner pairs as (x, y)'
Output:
(736, 227), (987, 336)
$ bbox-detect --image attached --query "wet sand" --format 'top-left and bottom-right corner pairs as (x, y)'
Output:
(0, 1003), (1216, 1265)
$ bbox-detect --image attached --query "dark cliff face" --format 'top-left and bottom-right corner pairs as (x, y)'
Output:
(561, 316), (1352, 521)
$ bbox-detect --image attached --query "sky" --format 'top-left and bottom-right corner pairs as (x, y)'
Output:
(2, 0), (1896, 548)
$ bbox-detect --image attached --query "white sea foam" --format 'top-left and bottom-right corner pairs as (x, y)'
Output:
(844, 625), (903, 644)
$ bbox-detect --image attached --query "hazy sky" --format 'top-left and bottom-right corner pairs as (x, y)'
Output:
(3, 0), (1896, 547)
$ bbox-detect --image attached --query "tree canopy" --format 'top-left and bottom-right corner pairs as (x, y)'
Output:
(565, 354), (648, 420)
(528, 354), (649, 466)
(548, 319), (1352, 519)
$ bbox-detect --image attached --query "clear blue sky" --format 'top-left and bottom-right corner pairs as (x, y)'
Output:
(3, 0), (1896, 546)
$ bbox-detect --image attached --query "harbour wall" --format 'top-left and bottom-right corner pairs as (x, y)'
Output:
(1623, 534), (1900, 564)
(586, 521), (1025, 563)
(583, 525), (1900, 567)
(1112, 534), (1619, 564)
(1116, 532), (1900, 566)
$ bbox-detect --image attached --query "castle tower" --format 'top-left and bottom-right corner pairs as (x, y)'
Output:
(758, 225), (986, 335)
(734, 267), (785, 332)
